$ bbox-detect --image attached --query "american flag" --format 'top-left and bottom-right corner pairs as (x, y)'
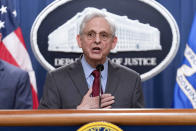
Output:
(0, 0), (38, 108)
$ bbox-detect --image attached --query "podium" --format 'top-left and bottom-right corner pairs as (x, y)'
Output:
(0, 109), (196, 131)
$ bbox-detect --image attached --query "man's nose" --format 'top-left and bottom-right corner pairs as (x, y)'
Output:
(95, 34), (101, 44)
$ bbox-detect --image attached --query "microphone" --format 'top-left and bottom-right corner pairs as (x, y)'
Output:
(96, 64), (104, 71)
(96, 64), (104, 108)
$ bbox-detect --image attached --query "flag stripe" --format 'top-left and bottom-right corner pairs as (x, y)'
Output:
(3, 31), (30, 69)
(31, 84), (39, 109)
(28, 70), (37, 92)
(14, 28), (26, 49)
(0, 43), (19, 66)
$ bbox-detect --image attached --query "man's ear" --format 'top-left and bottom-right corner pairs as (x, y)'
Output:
(111, 36), (117, 49)
(76, 35), (82, 48)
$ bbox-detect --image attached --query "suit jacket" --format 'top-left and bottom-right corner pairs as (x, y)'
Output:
(0, 60), (32, 109)
(39, 59), (144, 109)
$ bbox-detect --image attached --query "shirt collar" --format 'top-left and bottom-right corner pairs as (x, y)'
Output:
(81, 56), (108, 80)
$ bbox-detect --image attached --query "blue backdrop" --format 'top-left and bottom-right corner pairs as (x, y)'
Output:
(16, 0), (196, 108)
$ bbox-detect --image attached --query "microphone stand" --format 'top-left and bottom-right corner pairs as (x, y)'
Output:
(96, 64), (104, 109)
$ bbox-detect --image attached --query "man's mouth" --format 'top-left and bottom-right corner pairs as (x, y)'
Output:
(92, 47), (101, 51)
(92, 47), (101, 53)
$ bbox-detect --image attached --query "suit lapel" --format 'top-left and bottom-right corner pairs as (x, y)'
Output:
(105, 60), (120, 94)
(66, 59), (120, 96)
(67, 59), (89, 97)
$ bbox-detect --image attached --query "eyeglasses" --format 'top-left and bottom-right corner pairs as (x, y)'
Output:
(83, 31), (113, 41)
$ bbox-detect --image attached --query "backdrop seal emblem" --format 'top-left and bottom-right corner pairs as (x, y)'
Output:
(31, 0), (180, 81)
(77, 121), (123, 131)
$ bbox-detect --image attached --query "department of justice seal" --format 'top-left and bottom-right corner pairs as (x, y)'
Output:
(31, 0), (180, 81)
(77, 121), (123, 131)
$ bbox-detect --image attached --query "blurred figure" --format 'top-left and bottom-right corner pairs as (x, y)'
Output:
(0, 59), (33, 109)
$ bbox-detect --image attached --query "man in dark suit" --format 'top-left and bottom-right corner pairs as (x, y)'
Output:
(39, 11), (144, 109)
(0, 59), (33, 109)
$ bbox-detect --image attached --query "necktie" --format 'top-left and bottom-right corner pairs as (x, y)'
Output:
(92, 70), (102, 97)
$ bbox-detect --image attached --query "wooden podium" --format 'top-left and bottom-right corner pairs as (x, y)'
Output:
(0, 109), (196, 130)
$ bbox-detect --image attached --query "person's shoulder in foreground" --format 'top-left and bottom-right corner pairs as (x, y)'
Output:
(0, 59), (33, 109)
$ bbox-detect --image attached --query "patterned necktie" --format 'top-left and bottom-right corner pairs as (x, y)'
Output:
(92, 70), (101, 97)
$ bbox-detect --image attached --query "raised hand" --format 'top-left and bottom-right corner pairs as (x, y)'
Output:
(101, 94), (115, 109)
(77, 88), (99, 109)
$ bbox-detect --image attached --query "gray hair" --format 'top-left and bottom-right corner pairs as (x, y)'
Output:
(79, 11), (116, 36)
